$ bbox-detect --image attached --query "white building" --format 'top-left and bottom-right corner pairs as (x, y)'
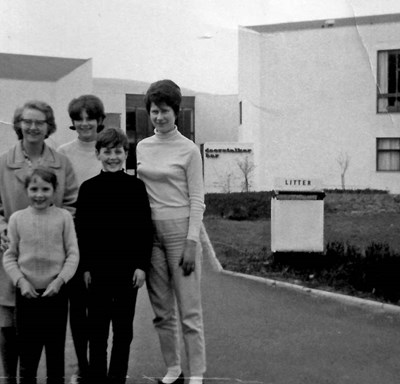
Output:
(5, 11), (400, 195)
(239, 13), (400, 193)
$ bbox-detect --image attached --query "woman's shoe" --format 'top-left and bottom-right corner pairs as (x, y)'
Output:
(158, 371), (184, 384)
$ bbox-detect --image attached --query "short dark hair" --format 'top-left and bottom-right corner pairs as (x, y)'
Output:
(13, 101), (57, 140)
(95, 128), (129, 152)
(25, 167), (58, 191)
(68, 95), (106, 132)
(144, 79), (182, 116)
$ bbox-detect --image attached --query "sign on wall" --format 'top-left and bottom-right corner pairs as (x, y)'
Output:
(202, 142), (254, 193)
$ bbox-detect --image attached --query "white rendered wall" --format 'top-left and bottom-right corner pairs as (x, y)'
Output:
(202, 142), (254, 193)
(239, 21), (400, 193)
(195, 93), (238, 144)
(238, 27), (262, 190)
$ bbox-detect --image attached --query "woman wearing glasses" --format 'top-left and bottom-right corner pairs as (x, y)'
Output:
(0, 100), (78, 384)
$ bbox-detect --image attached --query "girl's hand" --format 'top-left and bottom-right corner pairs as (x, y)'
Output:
(42, 277), (64, 297)
(179, 239), (197, 276)
(18, 278), (39, 299)
(132, 269), (146, 288)
(84, 271), (91, 289)
(0, 230), (9, 253)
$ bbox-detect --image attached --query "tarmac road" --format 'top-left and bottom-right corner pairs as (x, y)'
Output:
(126, 231), (400, 384)
(29, 229), (400, 384)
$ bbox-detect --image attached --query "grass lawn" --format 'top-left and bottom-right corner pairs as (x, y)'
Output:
(203, 213), (400, 303)
(204, 213), (400, 255)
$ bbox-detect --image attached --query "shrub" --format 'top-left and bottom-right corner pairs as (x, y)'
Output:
(205, 192), (272, 220)
(362, 242), (400, 301)
(267, 241), (400, 303)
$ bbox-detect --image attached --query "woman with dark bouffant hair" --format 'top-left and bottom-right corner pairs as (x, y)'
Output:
(0, 100), (78, 384)
(57, 94), (106, 384)
(137, 80), (206, 384)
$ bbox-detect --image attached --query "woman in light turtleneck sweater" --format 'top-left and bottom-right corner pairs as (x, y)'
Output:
(57, 95), (105, 384)
(136, 80), (206, 384)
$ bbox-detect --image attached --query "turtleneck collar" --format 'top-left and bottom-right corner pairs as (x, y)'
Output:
(100, 169), (126, 177)
(154, 126), (179, 140)
(77, 139), (97, 149)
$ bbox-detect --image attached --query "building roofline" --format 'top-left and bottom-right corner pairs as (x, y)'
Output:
(0, 52), (90, 81)
(243, 13), (400, 33)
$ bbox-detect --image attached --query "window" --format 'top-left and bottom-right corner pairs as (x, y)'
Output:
(377, 50), (400, 113)
(377, 138), (400, 171)
(239, 101), (242, 125)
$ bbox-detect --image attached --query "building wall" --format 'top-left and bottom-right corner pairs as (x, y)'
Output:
(202, 142), (254, 193)
(195, 93), (239, 144)
(238, 27), (262, 189)
(239, 19), (400, 192)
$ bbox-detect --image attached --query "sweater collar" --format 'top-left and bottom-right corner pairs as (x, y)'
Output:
(154, 126), (179, 140)
(99, 169), (126, 177)
(76, 138), (96, 150)
(7, 142), (61, 169)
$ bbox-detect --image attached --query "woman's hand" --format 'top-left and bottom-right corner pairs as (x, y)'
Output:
(132, 269), (146, 288)
(42, 277), (64, 297)
(84, 271), (91, 289)
(179, 239), (197, 276)
(0, 229), (9, 253)
(18, 278), (39, 299)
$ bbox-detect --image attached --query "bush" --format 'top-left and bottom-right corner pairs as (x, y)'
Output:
(218, 240), (400, 304)
(269, 240), (400, 303)
(205, 192), (272, 220)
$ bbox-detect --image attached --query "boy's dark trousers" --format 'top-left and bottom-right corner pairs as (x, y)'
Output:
(67, 271), (89, 378)
(88, 279), (138, 384)
(16, 287), (68, 384)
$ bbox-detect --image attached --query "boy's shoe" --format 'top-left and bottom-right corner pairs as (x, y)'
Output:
(158, 371), (185, 384)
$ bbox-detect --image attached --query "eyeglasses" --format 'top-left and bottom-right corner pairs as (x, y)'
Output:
(21, 119), (47, 128)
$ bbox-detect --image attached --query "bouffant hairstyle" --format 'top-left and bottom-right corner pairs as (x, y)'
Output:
(95, 127), (129, 152)
(13, 101), (57, 140)
(144, 79), (182, 117)
(68, 94), (106, 132)
(24, 167), (58, 191)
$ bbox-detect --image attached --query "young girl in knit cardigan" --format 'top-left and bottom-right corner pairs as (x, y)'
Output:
(3, 167), (79, 384)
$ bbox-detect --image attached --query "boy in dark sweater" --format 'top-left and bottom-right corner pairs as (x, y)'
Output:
(75, 128), (153, 384)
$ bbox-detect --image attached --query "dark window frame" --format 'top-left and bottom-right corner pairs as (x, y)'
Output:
(377, 49), (400, 113)
(376, 137), (400, 172)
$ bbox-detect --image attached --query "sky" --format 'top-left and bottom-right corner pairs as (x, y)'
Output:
(1, 0), (400, 94)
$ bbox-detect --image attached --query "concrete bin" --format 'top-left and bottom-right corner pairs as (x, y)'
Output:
(271, 178), (325, 253)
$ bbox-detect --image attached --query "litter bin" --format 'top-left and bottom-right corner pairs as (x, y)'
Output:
(271, 178), (325, 253)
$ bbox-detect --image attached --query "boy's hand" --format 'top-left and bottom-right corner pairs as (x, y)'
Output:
(42, 277), (64, 297)
(18, 278), (39, 299)
(132, 269), (146, 288)
(0, 230), (9, 253)
(84, 271), (91, 289)
(179, 239), (197, 276)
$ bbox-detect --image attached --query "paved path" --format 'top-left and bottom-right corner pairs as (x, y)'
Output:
(126, 230), (400, 384)
(32, 230), (400, 384)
